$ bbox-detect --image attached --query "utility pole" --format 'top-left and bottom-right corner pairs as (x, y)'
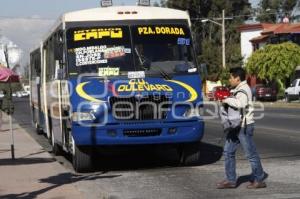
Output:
(201, 9), (228, 69)
(222, 9), (226, 69)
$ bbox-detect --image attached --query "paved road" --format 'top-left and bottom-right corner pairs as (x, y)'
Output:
(12, 98), (300, 199)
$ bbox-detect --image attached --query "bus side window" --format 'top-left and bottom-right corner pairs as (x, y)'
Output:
(30, 51), (41, 80)
(50, 37), (56, 80)
(45, 36), (56, 81)
(45, 42), (51, 82)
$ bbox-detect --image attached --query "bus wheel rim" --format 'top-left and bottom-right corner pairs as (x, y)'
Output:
(71, 136), (75, 156)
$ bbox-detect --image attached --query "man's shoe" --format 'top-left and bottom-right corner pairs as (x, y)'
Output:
(217, 180), (236, 189)
(246, 181), (267, 189)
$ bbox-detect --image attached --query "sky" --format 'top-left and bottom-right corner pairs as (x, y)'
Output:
(252, 0), (260, 8)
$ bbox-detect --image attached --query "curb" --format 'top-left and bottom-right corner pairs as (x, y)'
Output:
(255, 101), (300, 109)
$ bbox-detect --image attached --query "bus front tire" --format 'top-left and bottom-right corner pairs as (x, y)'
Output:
(177, 142), (201, 166)
(72, 145), (93, 173)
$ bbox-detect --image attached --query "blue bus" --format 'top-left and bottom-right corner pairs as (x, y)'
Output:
(30, 5), (204, 172)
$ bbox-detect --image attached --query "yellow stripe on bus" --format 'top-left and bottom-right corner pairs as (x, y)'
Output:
(166, 80), (198, 102)
(76, 82), (104, 103)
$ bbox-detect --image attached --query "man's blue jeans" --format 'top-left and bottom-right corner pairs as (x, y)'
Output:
(223, 123), (265, 183)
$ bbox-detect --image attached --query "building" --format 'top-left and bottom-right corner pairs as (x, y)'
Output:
(239, 23), (274, 63)
(239, 23), (300, 63)
(251, 23), (300, 47)
(239, 22), (300, 86)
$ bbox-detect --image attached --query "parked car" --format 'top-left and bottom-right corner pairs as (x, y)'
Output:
(208, 86), (231, 101)
(255, 84), (277, 101)
(16, 91), (22, 98)
(206, 80), (222, 101)
(16, 90), (29, 98)
(23, 85), (30, 96)
(285, 79), (300, 102)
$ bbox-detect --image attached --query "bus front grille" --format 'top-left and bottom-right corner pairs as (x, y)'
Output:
(123, 129), (162, 137)
(110, 95), (170, 120)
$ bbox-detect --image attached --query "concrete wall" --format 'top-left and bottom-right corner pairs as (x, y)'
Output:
(240, 29), (262, 64)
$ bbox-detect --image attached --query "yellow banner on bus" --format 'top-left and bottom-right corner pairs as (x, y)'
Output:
(74, 28), (123, 41)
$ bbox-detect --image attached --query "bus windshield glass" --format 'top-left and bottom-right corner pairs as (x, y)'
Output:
(131, 24), (197, 76)
(66, 26), (134, 75)
(66, 24), (197, 76)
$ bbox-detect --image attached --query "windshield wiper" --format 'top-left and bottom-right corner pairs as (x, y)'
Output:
(134, 47), (144, 66)
(134, 47), (151, 70)
(134, 47), (151, 69)
(155, 67), (171, 80)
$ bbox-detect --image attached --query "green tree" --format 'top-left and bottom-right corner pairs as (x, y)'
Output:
(257, 0), (297, 23)
(246, 42), (300, 96)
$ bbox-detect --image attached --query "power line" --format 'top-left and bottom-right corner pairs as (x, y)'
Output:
(191, 12), (278, 21)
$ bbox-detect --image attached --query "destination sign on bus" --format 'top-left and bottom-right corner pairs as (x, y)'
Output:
(74, 28), (123, 41)
(137, 26), (185, 36)
(117, 79), (173, 92)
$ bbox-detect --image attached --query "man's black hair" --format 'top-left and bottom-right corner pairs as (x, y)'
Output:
(230, 67), (246, 81)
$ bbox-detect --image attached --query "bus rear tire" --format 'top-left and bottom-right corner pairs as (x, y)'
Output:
(177, 142), (201, 166)
(35, 122), (43, 135)
(72, 144), (93, 173)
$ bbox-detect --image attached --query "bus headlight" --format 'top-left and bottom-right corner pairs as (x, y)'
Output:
(183, 107), (201, 118)
(72, 112), (96, 122)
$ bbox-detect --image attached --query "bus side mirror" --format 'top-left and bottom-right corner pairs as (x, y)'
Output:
(54, 31), (64, 60)
(192, 34), (201, 55)
(200, 63), (208, 77)
(54, 42), (63, 61)
(194, 43), (200, 55)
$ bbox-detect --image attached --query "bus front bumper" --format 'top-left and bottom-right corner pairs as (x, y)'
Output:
(72, 120), (204, 146)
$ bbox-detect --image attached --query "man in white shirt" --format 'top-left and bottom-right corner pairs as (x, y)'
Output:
(217, 67), (267, 189)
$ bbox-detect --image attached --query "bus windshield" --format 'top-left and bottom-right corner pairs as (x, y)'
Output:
(131, 25), (197, 77)
(66, 24), (197, 77)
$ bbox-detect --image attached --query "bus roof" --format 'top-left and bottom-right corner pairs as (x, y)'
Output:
(62, 6), (190, 23)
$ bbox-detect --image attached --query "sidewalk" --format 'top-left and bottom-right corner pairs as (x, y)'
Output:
(0, 113), (83, 199)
